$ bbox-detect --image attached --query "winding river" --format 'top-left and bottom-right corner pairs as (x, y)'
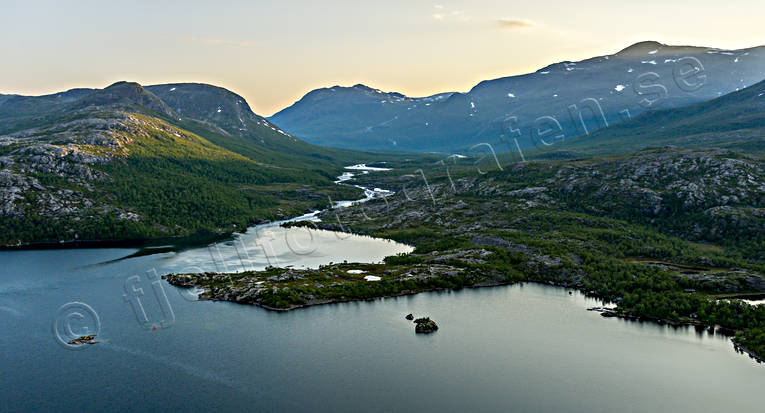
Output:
(1, 165), (763, 412)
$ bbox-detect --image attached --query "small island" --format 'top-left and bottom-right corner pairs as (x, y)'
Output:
(414, 317), (439, 334)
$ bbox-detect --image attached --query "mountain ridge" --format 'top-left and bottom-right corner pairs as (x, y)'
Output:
(78, 81), (177, 118)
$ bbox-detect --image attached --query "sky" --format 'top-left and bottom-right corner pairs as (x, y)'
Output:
(1, 0), (764, 116)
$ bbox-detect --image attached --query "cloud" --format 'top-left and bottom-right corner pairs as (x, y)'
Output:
(497, 19), (534, 30)
(431, 7), (468, 22)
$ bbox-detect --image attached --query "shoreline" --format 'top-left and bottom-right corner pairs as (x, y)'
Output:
(0, 230), (240, 252)
(185, 278), (510, 312)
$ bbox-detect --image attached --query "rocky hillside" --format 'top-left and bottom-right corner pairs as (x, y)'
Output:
(549, 149), (764, 245)
(343, 147), (764, 253)
(270, 41), (765, 153)
(0, 82), (371, 247)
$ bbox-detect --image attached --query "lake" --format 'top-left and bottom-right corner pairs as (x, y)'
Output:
(1, 221), (763, 412)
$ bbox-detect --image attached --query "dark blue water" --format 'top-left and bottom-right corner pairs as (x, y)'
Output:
(1, 225), (763, 412)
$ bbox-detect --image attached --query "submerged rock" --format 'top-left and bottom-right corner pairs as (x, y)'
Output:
(414, 317), (438, 333)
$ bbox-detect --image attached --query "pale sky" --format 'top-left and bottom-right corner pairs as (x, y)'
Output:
(1, 0), (763, 115)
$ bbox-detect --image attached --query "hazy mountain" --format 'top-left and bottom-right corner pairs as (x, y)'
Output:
(269, 84), (455, 149)
(270, 41), (765, 153)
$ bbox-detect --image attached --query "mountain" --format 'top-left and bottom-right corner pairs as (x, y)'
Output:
(269, 41), (765, 153)
(0, 81), (390, 247)
(145, 82), (361, 164)
(552, 78), (765, 158)
(269, 84), (455, 149)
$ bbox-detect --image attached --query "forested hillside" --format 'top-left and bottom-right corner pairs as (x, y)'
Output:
(0, 81), (398, 246)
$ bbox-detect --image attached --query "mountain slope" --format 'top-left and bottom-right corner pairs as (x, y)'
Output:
(0, 81), (381, 247)
(555, 78), (765, 158)
(270, 41), (765, 153)
(146, 82), (389, 168)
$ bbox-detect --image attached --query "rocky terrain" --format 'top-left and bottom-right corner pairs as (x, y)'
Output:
(1, 111), (156, 220)
(327, 147), (764, 254)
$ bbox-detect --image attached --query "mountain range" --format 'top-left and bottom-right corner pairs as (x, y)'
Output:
(2, 40), (765, 247)
(269, 41), (765, 153)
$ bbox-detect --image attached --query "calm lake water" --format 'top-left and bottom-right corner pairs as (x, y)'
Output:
(1, 220), (763, 412)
